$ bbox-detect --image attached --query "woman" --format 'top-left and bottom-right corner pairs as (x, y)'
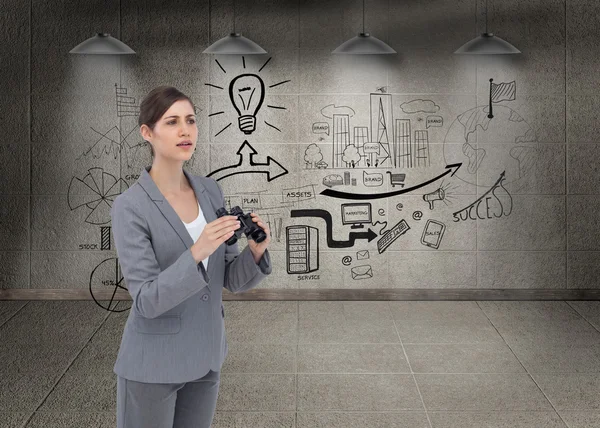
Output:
(110, 86), (272, 428)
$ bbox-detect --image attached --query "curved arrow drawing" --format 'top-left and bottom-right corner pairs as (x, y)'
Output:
(207, 140), (288, 182)
(291, 209), (377, 248)
(320, 163), (463, 200)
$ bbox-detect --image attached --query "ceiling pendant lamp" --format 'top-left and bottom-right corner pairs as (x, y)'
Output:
(455, 0), (520, 54)
(332, 0), (396, 54)
(69, 33), (135, 55)
(203, 0), (267, 55)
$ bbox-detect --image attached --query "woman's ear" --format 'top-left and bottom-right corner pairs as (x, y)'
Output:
(140, 124), (152, 141)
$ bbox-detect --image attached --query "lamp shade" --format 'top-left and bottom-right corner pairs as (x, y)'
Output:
(69, 33), (135, 55)
(454, 33), (520, 54)
(203, 33), (267, 54)
(332, 32), (396, 54)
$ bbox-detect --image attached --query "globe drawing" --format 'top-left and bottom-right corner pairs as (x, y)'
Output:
(443, 104), (539, 189)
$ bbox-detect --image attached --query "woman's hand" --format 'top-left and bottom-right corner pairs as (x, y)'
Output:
(191, 215), (240, 263)
(247, 212), (271, 263)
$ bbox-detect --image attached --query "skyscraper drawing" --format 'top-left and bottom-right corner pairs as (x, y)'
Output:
(332, 114), (350, 168)
(394, 119), (411, 168)
(353, 126), (369, 148)
(414, 130), (431, 167)
(353, 126), (369, 166)
(370, 94), (393, 167)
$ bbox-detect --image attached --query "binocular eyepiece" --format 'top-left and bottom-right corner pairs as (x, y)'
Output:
(215, 206), (267, 246)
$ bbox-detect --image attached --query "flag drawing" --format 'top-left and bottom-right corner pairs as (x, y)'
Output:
(487, 78), (516, 119)
(491, 80), (516, 102)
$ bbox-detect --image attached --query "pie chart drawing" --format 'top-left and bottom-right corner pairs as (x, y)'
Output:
(89, 257), (131, 312)
(68, 167), (129, 225)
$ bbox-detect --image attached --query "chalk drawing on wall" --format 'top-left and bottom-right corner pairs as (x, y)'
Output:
(412, 211), (423, 221)
(308, 91), (477, 200)
(422, 180), (459, 210)
(286, 225), (319, 274)
(320, 163), (462, 200)
(312, 96), (444, 171)
(323, 174), (344, 188)
(363, 171), (384, 187)
(282, 184), (317, 206)
(395, 99), (442, 169)
(387, 171), (406, 188)
(304, 143), (328, 169)
(443, 78), (539, 190)
(341, 203), (372, 229)
(310, 98), (403, 170)
(77, 83), (202, 172)
(230, 73), (266, 134)
(68, 167), (128, 225)
(350, 264), (373, 280)
(206, 56), (291, 138)
(399, 99), (441, 115)
(370, 94), (393, 167)
(76, 122), (190, 170)
(371, 220), (388, 235)
(420, 219), (446, 249)
(377, 219), (410, 253)
(267, 215), (284, 242)
(487, 78), (516, 119)
(356, 249), (370, 260)
(89, 257), (131, 312)
(291, 209), (377, 248)
(341, 250), (375, 281)
(321, 171), (358, 188)
(115, 83), (140, 117)
(225, 189), (299, 212)
(207, 140), (288, 182)
(452, 171), (513, 222)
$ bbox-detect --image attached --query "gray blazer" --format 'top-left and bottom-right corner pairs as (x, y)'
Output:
(110, 165), (272, 384)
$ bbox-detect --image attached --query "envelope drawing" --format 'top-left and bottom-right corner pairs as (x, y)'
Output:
(356, 250), (370, 260)
(351, 265), (373, 280)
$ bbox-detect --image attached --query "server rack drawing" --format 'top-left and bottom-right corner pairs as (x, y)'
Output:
(286, 225), (319, 274)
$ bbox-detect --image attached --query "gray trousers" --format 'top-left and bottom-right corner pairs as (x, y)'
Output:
(116, 370), (220, 428)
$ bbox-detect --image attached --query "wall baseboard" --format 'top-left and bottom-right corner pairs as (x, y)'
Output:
(1, 289), (599, 301)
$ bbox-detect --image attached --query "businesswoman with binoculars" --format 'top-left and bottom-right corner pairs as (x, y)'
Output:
(110, 86), (272, 428)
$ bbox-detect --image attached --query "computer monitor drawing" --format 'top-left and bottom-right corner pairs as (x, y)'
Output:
(341, 203), (372, 229)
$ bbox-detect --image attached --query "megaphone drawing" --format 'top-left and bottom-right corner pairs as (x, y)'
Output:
(423, 188), (445, 210)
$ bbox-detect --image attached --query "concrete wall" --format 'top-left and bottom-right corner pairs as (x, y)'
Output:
(1, 0), (599, 292)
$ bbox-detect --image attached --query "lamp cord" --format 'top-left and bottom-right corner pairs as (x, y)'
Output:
(233, 0), (236, 33)
(485, 0), (488, 33)
(363, 0), (365, 33)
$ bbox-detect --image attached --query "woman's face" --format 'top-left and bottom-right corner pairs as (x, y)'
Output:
(143, 99), (198, 159)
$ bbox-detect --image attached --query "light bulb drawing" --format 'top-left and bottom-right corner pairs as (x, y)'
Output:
(206, 56), (290, 139)
(228, 73), (265, 134)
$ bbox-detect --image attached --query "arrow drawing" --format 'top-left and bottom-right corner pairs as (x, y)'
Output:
(320, 163), (463, 200)
(291, 209), (377, 248)
(207, 140), (288, 182)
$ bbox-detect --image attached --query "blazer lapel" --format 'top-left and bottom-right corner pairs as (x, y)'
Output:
(137, 165), (219, 287)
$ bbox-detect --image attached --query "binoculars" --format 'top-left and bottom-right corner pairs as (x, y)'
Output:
(215, 206), (267, 246)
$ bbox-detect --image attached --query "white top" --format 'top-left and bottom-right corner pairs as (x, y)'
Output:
(183, 200), (209, 271)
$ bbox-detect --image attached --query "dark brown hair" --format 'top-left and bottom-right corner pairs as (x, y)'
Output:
(138, 86), (195, 158)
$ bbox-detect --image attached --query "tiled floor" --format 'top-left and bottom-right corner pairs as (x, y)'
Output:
(1, 300), (600, 427)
